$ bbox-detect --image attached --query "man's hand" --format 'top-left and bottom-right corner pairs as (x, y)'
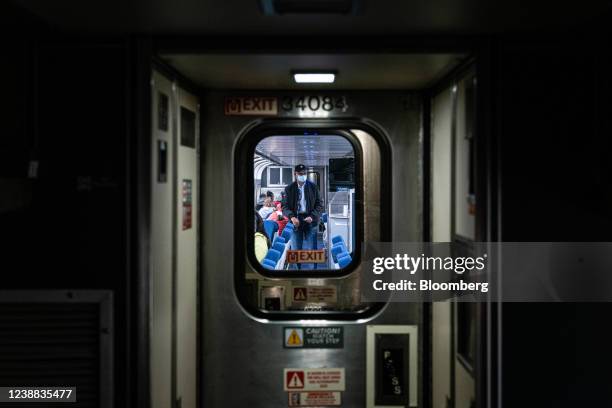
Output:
(304, 216), (313, 224)
(291, 217), (300, 227)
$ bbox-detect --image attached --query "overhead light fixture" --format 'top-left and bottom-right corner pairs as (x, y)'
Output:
(260, 0), (360, 15)
(293, 72), (336, 84)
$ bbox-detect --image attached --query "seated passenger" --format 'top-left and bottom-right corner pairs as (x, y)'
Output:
(268, 203), (289, 234)
(254, 211), (270, 263)
(258, 197), (275, 220)
(255, 193), (266, 211)
(267, 191), (280, 207)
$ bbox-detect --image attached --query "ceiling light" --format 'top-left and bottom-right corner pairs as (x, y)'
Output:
(266, 0), (356, 15)
(293, 73), (336, 84)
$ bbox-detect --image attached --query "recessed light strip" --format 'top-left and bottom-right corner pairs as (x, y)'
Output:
(293, 73), (336, 84)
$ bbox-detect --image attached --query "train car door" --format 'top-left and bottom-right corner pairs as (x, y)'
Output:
(150, 69), (200, 408)
(150, 70), (174, 408)
(431, 81), (453, 408)
(431, 69), (480, 408)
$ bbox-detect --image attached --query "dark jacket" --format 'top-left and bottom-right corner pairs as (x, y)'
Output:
(281, 180), (324, 223)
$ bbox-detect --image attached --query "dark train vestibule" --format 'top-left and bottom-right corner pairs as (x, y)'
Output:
(2, 1), (612, 408)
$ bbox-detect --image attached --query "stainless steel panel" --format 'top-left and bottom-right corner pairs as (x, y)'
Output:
(201, 91), (423, 407)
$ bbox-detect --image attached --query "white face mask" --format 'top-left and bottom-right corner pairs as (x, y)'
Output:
(297, 174), (307, 183)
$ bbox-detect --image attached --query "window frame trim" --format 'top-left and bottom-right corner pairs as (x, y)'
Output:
(233, 118), (392, 321)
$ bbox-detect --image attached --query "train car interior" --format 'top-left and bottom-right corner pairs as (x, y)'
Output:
(2, 1), (612, 408)
(254, 134), (356, 270)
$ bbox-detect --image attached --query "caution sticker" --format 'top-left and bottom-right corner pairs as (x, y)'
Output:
(293, 287), (307, 302)
(292, 286), (337, 303)
(284, 368), (345, 392)
(288, 391), (341, 406)
(285, 328), (304, 348)
(284, 327), (343, 349)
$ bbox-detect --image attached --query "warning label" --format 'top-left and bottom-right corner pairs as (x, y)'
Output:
(307, 287), (337, 302)
(288, 391), (341, 406)
(292, 286), (337, 303)
(286, 371), (305, 389)
(293, 287), (307, 301)
(284, 327), (343, 349)
(285, 328), (304, 347)
(284, 368), (345, 391)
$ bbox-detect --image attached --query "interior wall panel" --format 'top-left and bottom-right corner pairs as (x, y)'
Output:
(175, 87), (199, 408)
(431, 87), (453, 408)
(150, 70), (174, 408)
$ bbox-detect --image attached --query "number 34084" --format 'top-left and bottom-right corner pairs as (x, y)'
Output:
(281, 96), (349, 113)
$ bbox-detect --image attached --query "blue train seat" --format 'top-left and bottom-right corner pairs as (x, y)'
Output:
(281, 227), (293, 241)
(263, 220), (278, 241)
(272, 236), (286, 247)
(331, 243), (347, 263)
(331, 235), (345, 246)
(272, 241), (285, 253)
(262, 259), (277, 269)
(264, 248), (281, 263)
(337, 253), (352, 268)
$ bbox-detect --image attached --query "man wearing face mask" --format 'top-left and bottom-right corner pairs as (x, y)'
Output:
(282, 164), (324, 269)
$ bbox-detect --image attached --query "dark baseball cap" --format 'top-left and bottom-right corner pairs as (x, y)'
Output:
(294, 164), (306, 172)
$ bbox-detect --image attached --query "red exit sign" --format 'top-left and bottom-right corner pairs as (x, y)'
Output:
(224, 97), (278, 116)
(287, 250), (326, 264)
